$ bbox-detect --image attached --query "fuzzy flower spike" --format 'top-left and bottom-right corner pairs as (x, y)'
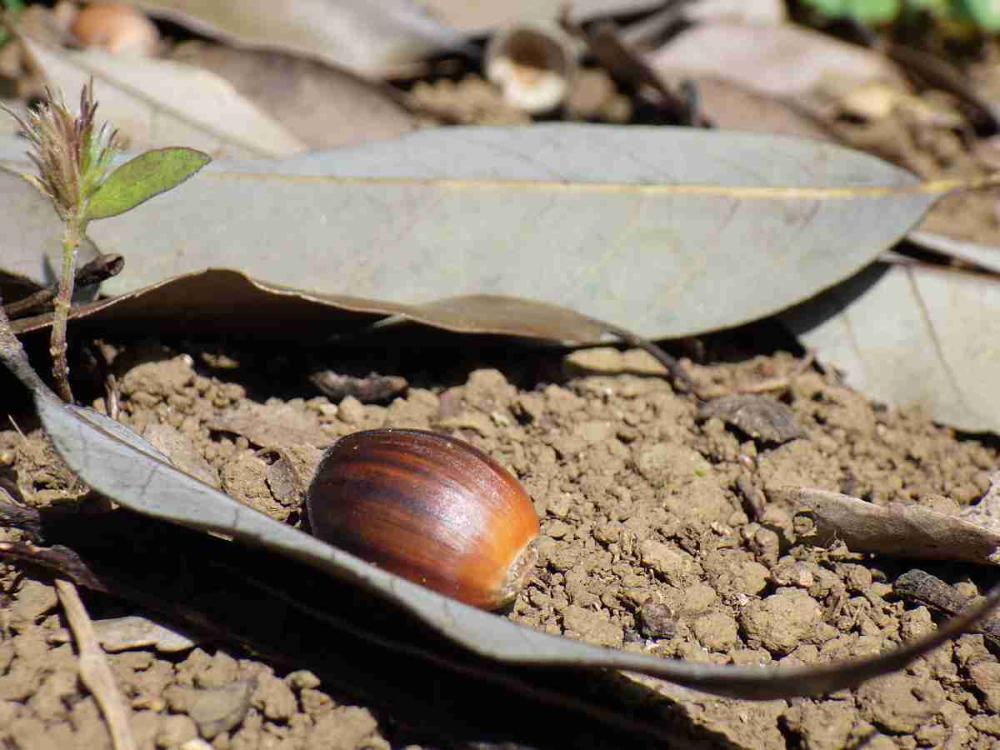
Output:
(3, 79), (120, 222)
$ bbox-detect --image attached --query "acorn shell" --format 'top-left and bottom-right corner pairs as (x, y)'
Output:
(72, 4), (159, 57)
(306, 429), (539, 610)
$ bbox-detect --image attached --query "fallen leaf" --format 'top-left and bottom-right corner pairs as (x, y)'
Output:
(782, 487), (1000, 565)
(9, 270), (610, 343)
(38, 125), (970, 340)
(19, 372), (1000, 700)
(309, 371), (409, 403)
(169, 41), (418, 150)
(696, 394), (804, 444)
(51, 614), (198, 653)
(206, 402), (334, 449)
(123, 0), (472, 77)
(21, 36), (307, 158)
(779, 258), (1000, 433)
(0, 167), (102, 303)
(680, 0), (786, 24)
(683, 77), (838, 141)
(417, 0), (659, 34)
(646, 23), (904, 98)
(907, 231), (1000, 275)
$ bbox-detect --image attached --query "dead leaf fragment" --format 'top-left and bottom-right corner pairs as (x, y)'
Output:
(309, 371), (408, 403)
(50, 614), (198, 653)
(647, 23), (904, 98)
(697, 394), (804, 444)
(784, 487), (1000, 565)
(207, 402), (333, 449)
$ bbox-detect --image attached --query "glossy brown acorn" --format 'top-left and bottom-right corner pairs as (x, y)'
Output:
(306, 429), (540, 610)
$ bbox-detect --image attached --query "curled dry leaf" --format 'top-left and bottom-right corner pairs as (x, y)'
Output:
(309, 370), (409, 403)
(10, 268), (610, 343)
(696, 394), (804, 444)
(781, 487), (1000, 565)
(11, 364), (1000, 701)
(894, 569), (1000, 648)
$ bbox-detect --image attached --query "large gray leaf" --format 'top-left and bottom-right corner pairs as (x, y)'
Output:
(780, 259), (1000, 433)
(72, 124), (959, 339)
(22, 377), (1000, 700)
(0, 167), (101, 302)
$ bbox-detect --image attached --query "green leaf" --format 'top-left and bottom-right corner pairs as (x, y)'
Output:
(85, 147), (211, 221)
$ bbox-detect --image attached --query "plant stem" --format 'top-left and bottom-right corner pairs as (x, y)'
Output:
(50, 215), (83, 403)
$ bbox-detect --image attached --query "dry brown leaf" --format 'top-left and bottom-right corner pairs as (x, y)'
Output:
(123, 0), (470, 78)
(683, 77), (839, 141)
(646, 23), (905, 98)
(168, 41), (417, 150)
(206, 402), (333, 449)
(21, 36), (306, 157)
(697, 394), (804, 444)
(50, 614), (198, 653)
(782, 487), (1000, 565)
(419, 0), (658, 34)
(10, 269), (609, 343)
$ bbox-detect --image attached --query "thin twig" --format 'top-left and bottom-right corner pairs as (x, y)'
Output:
(894, 569), (1000, 649)
(3, 254), (124, 319)
(595, 319), (697, 395)
(54, 578), (137, 750)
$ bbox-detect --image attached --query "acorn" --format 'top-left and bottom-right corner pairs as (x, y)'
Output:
(306, 429), (540, 610)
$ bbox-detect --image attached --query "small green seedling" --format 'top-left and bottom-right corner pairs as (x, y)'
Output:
(1, 81), (210, 402)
